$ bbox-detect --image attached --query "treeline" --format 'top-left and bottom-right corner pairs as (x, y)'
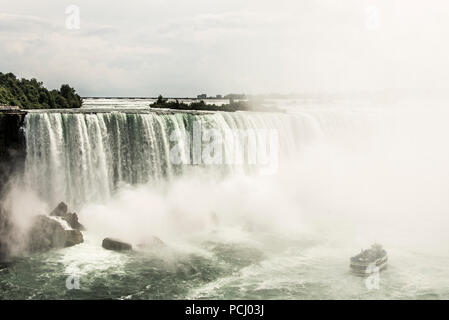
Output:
(223, 93), (246, 100)
(150, 95), (284, 113)
(0, 72), (83, 109)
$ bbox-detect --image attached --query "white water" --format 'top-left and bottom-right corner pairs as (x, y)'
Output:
(22, 100), (449, 246)
(24, 109), (300, 207)
(4, 98), (449, 299)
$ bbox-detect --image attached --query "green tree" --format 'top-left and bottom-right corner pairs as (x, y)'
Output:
(0, 72), (83, 109)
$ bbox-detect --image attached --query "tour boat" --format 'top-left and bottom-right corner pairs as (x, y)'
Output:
(350, 244), (388, 275)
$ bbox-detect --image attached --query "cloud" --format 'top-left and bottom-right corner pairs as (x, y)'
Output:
(0, 13), (56, 33)
(0, 13), (171, 95)
(1, 0), (449, 96)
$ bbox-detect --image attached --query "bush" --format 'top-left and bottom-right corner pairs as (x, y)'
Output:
(150, 95), (284, 113)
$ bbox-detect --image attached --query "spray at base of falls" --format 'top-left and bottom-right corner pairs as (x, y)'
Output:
(16, 105), (449, 249)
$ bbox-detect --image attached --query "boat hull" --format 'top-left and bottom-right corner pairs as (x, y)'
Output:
(350, 256), (388, 276)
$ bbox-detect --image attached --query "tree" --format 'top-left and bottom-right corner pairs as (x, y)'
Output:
(0, 72), (83, 109)
(157, 95), (166, 104)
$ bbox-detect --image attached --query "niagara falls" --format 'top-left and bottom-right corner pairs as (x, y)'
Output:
(1, 0), (449, 311)
(2, 96), (449, 300)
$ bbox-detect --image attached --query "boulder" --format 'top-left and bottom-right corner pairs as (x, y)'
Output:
(27, 215), (83, 252)
(65, 212), (85, 231)
(49, 202), (85, 231)
(28, 215), (67, 252)
(65, 230), (84, 247)
(102, 238), (132, 251)
(50, 202), (68, 217)
(136, 236), (165, 250)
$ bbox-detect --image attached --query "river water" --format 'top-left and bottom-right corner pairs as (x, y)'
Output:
(1, 98), (449, 299)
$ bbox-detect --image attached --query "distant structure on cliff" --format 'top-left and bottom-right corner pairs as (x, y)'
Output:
(0, 105), (21, 112)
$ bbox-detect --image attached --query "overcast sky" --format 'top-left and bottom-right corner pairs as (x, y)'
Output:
(0, 0), (448, 96)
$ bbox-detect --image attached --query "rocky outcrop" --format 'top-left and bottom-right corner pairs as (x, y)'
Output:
(0, 111), (26, 261)
(27, 215), (84, 252)
(50, 202), (68, 217)
(0, 111), (26, 197)
(102, 238), (132, 251)
(65, 229), (84, 247)
(50, 201), (85, 231)
(136, 236), (165, 250)
(27, 215), (67, 252)
(65, 212), (85, 231)
(26, 203), (86, 253)
(0, 202), (86, 256)
(0, 208), (12, 261)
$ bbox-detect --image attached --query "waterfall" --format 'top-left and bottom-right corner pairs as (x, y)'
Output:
(23, 111), (306, 207)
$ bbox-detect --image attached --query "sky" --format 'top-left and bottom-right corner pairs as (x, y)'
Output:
(0, 0), (449, 97)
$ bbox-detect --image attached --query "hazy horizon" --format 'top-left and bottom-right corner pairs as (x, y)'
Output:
(1, 1), (449, 97)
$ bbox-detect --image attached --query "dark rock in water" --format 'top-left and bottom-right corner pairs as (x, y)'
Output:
(49, 202), (85, 231)
(0, 112), (26, 196)
(50, 202), (68, 217)
(65, 212), (85, 231)
(136, 236), (165, 250)
(27, 215), (83, 252)
(65, 230), (84, 247)
(28, 215), (67, 251)
(102, 238), (132, 251)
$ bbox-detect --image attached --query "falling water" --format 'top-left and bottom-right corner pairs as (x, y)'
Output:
(4, 99), (449, 299)
(23, 110), (304, 207)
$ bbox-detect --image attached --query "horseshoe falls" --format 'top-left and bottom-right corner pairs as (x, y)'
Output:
(3, 98), (449, 300)
(23, 110), (302, 207)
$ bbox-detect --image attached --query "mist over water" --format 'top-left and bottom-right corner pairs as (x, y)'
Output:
(3, 98), (449, 299)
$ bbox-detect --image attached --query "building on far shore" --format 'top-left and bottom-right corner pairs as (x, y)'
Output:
(216, 95), (223, 99)
(197, 94), (207, 99)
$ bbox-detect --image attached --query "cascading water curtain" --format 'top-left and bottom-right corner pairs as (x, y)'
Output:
(24, 111), (305, 207)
